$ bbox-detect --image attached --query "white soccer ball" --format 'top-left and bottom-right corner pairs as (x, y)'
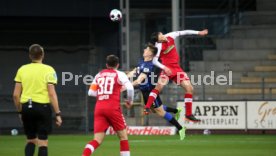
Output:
(11, 129), (18, 136)
(109, 9), (122, 22)
(203, 129), (211, 135)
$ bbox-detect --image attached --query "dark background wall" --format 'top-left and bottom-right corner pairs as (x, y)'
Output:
(0, 0), (257, 133)
(0, 0), (117, 17)
(0, 0), (121, 133)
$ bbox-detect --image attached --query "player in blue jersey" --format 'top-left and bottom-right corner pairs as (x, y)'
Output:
(127, 44), (185, 140)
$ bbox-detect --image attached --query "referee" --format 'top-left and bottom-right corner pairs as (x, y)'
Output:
(13, 44), (62, 156)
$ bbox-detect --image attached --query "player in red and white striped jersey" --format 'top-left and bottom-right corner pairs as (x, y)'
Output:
(82, 55), (134, 156)
(145, 29), (208, 122)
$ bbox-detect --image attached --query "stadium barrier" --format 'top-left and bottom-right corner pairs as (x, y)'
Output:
(106, 126), (176, 135)
(110, 101), (275, 135)
(177, 101), (276, 130)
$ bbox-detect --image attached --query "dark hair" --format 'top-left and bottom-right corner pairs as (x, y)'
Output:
(147, 43), (158, 56)
(29, 44), (44, 60)
(150, 32), (160, 44)
(106, 55), (119, 68)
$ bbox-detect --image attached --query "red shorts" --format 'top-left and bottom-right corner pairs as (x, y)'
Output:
(160, 64), (190, 84)
(94, 108), (126, 133)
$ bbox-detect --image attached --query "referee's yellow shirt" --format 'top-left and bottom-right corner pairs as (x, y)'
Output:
(14, 63), (58, 104)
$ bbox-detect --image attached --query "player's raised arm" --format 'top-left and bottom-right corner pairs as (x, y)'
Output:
(88, 74), (99, 97)
(166, 29), (208, 39)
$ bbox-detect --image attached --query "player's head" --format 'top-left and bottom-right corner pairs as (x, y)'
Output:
(29, 44), (44, 61)
(106, 55), (119, 69)
(151, 32), (166, 43)
(143, 43), (158, 58)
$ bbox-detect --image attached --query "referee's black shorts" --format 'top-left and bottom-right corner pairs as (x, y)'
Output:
(21, 102), (52, 140)
(141, 90), (163, 108)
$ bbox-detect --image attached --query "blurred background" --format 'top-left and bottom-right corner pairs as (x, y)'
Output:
(1, 0), (275, 134)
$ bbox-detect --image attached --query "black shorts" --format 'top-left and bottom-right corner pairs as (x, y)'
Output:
(21, 102), (52, 140)
(142, 90), (162, 108)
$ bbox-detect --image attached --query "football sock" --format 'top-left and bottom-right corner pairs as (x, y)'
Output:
(184, 93), (193, 116)
(164, 112), (182, 130)
(38, 146), (47, 156)
(25, 142), (35, 156)
(145, 89), (159, 108)
(169, 118), (183, 131)
(163, 105), (178, 114)
(120, 140), (130, 156)
(82, 140), (100, 156)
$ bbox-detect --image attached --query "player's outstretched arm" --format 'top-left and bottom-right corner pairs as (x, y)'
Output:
(132, 73), (147, 87)
(166, 29), (208, 39)
(127, 68), (137, 79)
(198, 29), (208, 36)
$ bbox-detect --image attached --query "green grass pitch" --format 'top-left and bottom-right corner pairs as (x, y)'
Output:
(1, 134), (276, 156)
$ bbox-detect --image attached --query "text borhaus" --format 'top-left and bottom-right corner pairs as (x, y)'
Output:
(108, 127), (173, 135)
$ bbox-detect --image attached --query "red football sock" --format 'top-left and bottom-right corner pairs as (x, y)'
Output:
(145, 89), (159, 108)
(184, 93), (193, 116)
(82, 140), (100, 156)
(120, 140), (130, 156)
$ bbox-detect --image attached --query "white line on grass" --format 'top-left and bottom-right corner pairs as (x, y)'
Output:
(129, 139), (276, 144)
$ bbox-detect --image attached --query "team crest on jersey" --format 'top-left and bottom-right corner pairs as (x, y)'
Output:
(163, 45), (174, 54)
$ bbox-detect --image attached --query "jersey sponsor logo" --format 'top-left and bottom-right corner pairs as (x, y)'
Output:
(143, 68), (150, 73)
(98, 95), (110, 100)
(163, 45), (175, 54)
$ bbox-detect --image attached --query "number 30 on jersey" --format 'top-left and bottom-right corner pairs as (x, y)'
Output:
(97, 77), (115, 95)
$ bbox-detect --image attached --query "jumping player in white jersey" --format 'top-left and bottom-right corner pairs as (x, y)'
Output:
(145, 29), (208, 122)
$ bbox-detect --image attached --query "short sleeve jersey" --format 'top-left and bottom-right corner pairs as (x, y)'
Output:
(136, 59), (161, 91)
(14, 63), (57, 104)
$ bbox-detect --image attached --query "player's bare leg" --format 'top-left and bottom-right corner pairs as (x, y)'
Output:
(180, 80), (201, 122)
(116, 129), (130, 156)
(82, 132), (105, 156)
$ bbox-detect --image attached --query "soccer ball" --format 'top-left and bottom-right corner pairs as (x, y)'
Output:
(203, 129), (211, 135)
(110, 9), (122, 22)
(11, 129), (18, 136)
